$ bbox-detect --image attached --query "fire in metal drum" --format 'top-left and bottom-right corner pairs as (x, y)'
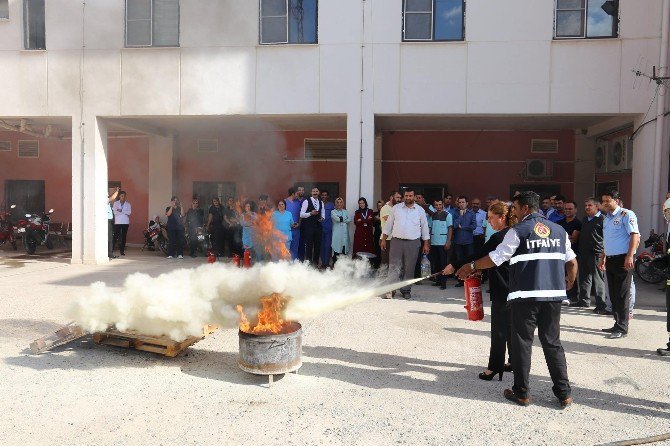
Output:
(238, 322), (302, 375)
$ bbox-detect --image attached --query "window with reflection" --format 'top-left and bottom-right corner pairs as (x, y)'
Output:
(403, 0), (465, 42)
(260, 0), (318, 44)
(555, 0), (618, 39)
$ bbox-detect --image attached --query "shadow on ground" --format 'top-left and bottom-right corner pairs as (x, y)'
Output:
(5, 338), (669, 419)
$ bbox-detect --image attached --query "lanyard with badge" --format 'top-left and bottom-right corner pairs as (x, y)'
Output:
(362, 209), (369, 227)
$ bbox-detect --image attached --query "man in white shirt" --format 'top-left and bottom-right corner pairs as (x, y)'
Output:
(299, 187), (325, 265)
(379, 191), (401, 269)
(381, 188), (430, 299)
(112, 191), (132, 256)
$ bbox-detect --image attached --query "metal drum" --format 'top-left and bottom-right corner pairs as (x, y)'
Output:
(238, 322), (302, 380)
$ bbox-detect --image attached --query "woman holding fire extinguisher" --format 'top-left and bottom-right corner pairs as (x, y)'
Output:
(443, 201), (517, 381)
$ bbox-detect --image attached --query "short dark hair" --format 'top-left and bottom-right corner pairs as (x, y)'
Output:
(542, 196), (552, 201)
(565, 201), (578, 208)
(321, 190), (329, 196)
(585, 196), (600, 204)
(514, 191), (540, 211)
(119, 190), (127, 196)
(554, 194), (566, 202)
(389, 190), (398, 197)
(457, 195), (468, 202)
(445, 193), (452, 199)
(288, 187), (296, 196)
(259, 194), (268, 201)
(602, 189), (620, 200)
(170, 196), (178, 201)
(404, 187), (416, 194)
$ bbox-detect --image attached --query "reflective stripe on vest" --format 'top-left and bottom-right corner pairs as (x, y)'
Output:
(509, 252), (566, 265)
(508, 289), (567, 300)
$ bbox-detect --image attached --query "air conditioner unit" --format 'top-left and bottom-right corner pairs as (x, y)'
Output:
(595, 141), (608, 174)
(525, 159), (553, 179)
(607, 137), (632, 172)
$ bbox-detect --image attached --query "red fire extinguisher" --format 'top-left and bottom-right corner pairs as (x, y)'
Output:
(207, 250), (217, 264)
(464, 277), (484, 321)
(243, 248), (252, 268)
(232, 253), (241, 267)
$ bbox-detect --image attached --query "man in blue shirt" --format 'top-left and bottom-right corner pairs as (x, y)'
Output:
(284, 187), (303, 260)
(453, 196), (477, 287)
(598, 190), (640, 339)
(472, 197), (487, 251)
(548, 195), (566, 223)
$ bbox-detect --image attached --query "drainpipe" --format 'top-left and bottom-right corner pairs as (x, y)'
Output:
(651, 0), (670, 230)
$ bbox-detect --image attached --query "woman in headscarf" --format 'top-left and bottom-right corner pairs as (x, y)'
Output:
(330, 197), (351, 266)
(444, 201), (518, 381)
(352, 197), (375, 258)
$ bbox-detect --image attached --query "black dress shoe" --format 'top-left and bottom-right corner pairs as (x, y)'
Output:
(607, 331), (627, 339)
(455, 282), (464, 288)
(503, 389), (530, 406)
(656, 348), (670, 356)
(601, 327), (616, 333)
(504, 363), (513, 373)
(402, 292), (411, 300)
(439, 285), (446, 290)
(432, 282), (441, 287)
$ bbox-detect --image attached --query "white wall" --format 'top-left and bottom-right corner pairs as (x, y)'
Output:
(0, 0), (663, 118)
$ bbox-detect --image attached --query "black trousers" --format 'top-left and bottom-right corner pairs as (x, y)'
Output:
(488, 300), (511, 372)
(303, 223), (322, 265)
(605, 255), (633, 333)
(113, 224), (129, 254)
(454, 243), (474, 283)
(108, 220), (114, 257)
(167, 228), (185, 257)
(187, 227), (198, 256)
(510, 300), (571, 400)
(211, 225), (225, 256)
(578, 253), (606, 308)
(430, 245), (448, 285)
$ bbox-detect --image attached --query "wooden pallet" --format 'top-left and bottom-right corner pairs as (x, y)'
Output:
(93, 324), (218, 357)
(30, 322), (86, 354)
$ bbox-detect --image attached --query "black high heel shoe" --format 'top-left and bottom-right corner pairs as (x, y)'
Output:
(478, 370), (503, 381)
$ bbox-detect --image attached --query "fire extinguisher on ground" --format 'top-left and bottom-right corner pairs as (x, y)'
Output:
(464, 277), (484, 321)
(207, 250), (217, 263)
(243, 248), (252, 268)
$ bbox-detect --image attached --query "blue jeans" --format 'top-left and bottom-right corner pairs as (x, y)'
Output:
(290, 228), (301, 260)
(168, 228), (185, 257)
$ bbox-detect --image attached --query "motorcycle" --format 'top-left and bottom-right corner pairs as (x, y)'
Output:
(17, 209), (54, 255)
(634, 231), (668, 284)
(0, 204), (18, 250)
(185, 226), (210, 256)
(141, 217), (168, 255)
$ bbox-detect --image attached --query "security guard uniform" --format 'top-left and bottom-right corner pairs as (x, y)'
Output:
(430, 210), (452, 286)
(603, 206), (638, 334)
(489, 212), (575, 401)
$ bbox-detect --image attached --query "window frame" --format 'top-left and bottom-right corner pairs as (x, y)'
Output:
(23, 0), (45, 50)
(259, 0), (318, 45)
(125, 0), (180, 48)
(402, 0), (465, 42)
(554, 0), (619, 40)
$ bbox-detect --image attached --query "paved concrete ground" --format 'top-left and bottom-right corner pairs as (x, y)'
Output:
(1, 247), (669, 446)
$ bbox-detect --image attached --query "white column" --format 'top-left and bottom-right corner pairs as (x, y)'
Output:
(632, 114), (657, 234)
(71, 116), (109, 265)
(71, 115), (84, 264)
(373, 133), (382, 202)
(148, 136), (175, 223)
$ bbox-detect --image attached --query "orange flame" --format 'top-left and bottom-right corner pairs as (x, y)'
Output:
(254, 211), (291, 260)
(236, 293), (289, 335)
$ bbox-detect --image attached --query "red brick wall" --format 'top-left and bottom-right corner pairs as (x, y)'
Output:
(175, 130), (348, 203)
(381, 130), (576, 202)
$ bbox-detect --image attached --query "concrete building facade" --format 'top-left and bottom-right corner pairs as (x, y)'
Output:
(0, 0), (668, 264)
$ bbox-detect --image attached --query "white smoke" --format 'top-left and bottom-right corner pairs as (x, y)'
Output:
(68, 258), (416, 341)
